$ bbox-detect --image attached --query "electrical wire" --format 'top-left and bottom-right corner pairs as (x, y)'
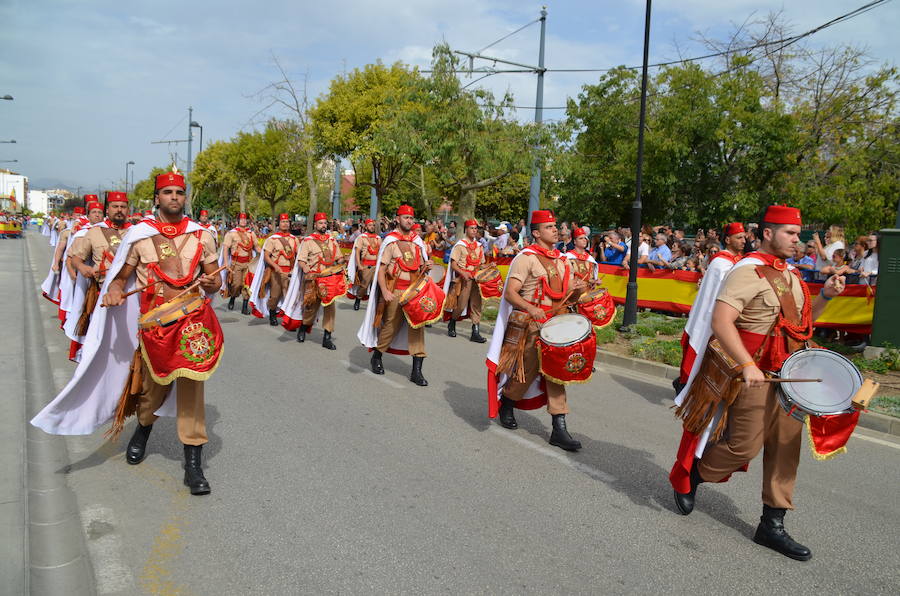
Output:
(476, 17), (541, 54)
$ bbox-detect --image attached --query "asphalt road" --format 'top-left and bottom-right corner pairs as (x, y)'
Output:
(21, 231), (900, 595)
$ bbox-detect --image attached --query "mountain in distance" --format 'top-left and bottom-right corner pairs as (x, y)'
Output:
(28, 177), (79, 191)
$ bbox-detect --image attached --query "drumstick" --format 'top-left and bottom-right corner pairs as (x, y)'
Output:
(102, 265), (227, 307)
(742, 378), (823, 383)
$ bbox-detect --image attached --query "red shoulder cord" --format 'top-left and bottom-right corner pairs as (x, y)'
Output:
(391, 241), (422, 276)
(146, 230), (205, 288)
(760, 268), (814, 368)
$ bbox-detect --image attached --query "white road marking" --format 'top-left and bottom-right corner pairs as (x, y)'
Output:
(488, 425), (617, 482)
(852, 432), (900, 450)
(80, 504), (135, 594)
(340, 360), (405, 389)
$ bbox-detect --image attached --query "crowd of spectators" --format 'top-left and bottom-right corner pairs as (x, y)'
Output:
(214, 214), (881, 287)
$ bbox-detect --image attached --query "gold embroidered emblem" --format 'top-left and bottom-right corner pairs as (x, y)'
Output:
(403, 251), (413, 261)
(109, 236), (121, 247)
(547, 267), (558, 277)
(159, 242), (177, 258)
(419, 296), (437, 313)
(773, 277), (789, 297)
(565, 353), (587, 373)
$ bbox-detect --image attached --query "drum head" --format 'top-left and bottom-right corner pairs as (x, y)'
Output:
(779, 349), (861, 415)
(428, 264), (446, 284)
(539, 313), (592, 347)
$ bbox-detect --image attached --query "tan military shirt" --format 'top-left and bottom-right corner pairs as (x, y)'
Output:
(298, 235), (341, 271)
(716, 264), (805, 334)
(223, 228), (257, 260)
(381, 239), (424, 284)
(506, 251), (575, 309)
(355, 234), (381, 266)
(125, 231), (218, 289)
(262, 234), (299, 270)
(450, 240), (485, 273)
(69, 225), (129, 282)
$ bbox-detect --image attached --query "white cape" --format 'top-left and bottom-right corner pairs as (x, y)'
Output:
(31, 220), (213, 435)
(565, 250), (598, 282)
(485, 249), (544, 402)
(357, 233), (429, 353)
(62, 222), (109, 345)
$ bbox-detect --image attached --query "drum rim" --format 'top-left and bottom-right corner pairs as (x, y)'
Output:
(138, 293), (205, 328)
(539, 313), (592, 347)
(779, 348), (861, 415)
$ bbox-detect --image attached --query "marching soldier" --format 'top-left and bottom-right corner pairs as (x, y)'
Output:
(347, 218), (381, 311)
(443, 219), (487, 343)
(255, 213), (299, 326)
(295, 212), (345, 349)
(485, 210), (587, 451)
(358, 205), (432, 387)
(565, 227), (598, 283)
(32, 168), (224, 495)
(221, 212), (258, 314)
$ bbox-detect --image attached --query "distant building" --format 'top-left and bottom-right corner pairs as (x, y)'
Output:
(0, 169), (28, 213)
(28, 190), (67, 215)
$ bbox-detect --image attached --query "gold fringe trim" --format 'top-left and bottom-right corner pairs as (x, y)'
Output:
(805, 416), (848, 461)
(404, 307), (446, 330)
(139, 341), (223, 386)
(536, 345), (594, 386)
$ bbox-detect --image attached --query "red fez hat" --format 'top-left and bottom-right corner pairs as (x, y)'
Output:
(314, 212), (327, 222)
(412, 223), (422, 231)
(83, 194), (98, 203)
(87, 202), (103, 212)
(238, 212), (248, 219)
(279, 213), (289, 221)
(397, 205), (414, 217)
(724, 222), (745, 237)
(464, 219), (479, 228)
(364, 218), (374, 225)
(199, 209), (209, 217)
(762, 205), (801, 226)
(531, 210), (555, 224)
(573, 227), (588, 238)
(155, 167), (186, 190)
(106, 191), (128, 204)
(73, 206), (85, 215)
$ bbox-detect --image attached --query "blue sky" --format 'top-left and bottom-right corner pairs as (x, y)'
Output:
(3, 0), (897, 191)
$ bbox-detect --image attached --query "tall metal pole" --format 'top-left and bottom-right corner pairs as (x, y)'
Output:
(622, 0), (652, 329)
(526, 6), (548, 237)
(186, 106), (193, 214)
(332, 156), (342, 220)
(124, 162), (129, 193)
(369, 168), (378, 221)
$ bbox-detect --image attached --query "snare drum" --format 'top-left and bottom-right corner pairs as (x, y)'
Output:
(315, 266), (347, 306)
(537, 313), (596, 385)
(777, 348), (862, 421)
(138, 292), (204, 330)
(399, 276), (446, 329)
(475, 264), (503, 299)
(576, 285), (615, 329)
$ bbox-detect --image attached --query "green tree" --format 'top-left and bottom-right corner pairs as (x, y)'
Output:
(231, 121), (306, 218)
(131, 166), (169, 212)
(310, 61), (423, 215)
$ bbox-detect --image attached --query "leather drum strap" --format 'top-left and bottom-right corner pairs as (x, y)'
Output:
(756, 265), (803, 353)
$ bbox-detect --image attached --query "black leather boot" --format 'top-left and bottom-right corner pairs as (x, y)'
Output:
(371, 349), (385, 374)
(753, 505), (812, 561)
(498, 396), (518, 429)
(268, 311), (278, 326)
(322, 330), (336, 350)
(126, 423), (152, 465)
(674, 459), (704, 515)
(228, 296), (236, 310)
(241, 299), (250, 315)
(353, 297), (361, 311)
(470, 324), (486, 343)
(549, 414), (582, 451)
(447, 318), (457, 337)
(296, 325), (306, 343)
(183, 445), (211, 495)
(410, 356), (428, 386)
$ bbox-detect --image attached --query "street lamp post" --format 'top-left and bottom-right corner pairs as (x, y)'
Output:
(186, 108), (202, 214)
(332, 156), (342, 221)
(0, 140), (15, 143)
(125, 161), (135, 194)
(621, 0), (653, 330)
(1, 95), (12, 101)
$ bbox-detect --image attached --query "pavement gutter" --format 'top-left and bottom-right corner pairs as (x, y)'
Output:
(23, 234), (96, 595)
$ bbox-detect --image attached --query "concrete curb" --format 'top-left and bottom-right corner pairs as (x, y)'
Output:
(481, 319), (899, 438)
(23, 235), (95, 595)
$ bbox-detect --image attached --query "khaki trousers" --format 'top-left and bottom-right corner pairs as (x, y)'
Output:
(136, 361), (208, 446)
(227, 261), (250, 299)
(267, 271), (290, 310)
(355, 265), (375, 296)
(501, 328), (568, 415)
(450, 278), (483, 324)
(303, 298), (336, 332)
(376, 297), (426, 357)
(698, 383), (802, 509)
